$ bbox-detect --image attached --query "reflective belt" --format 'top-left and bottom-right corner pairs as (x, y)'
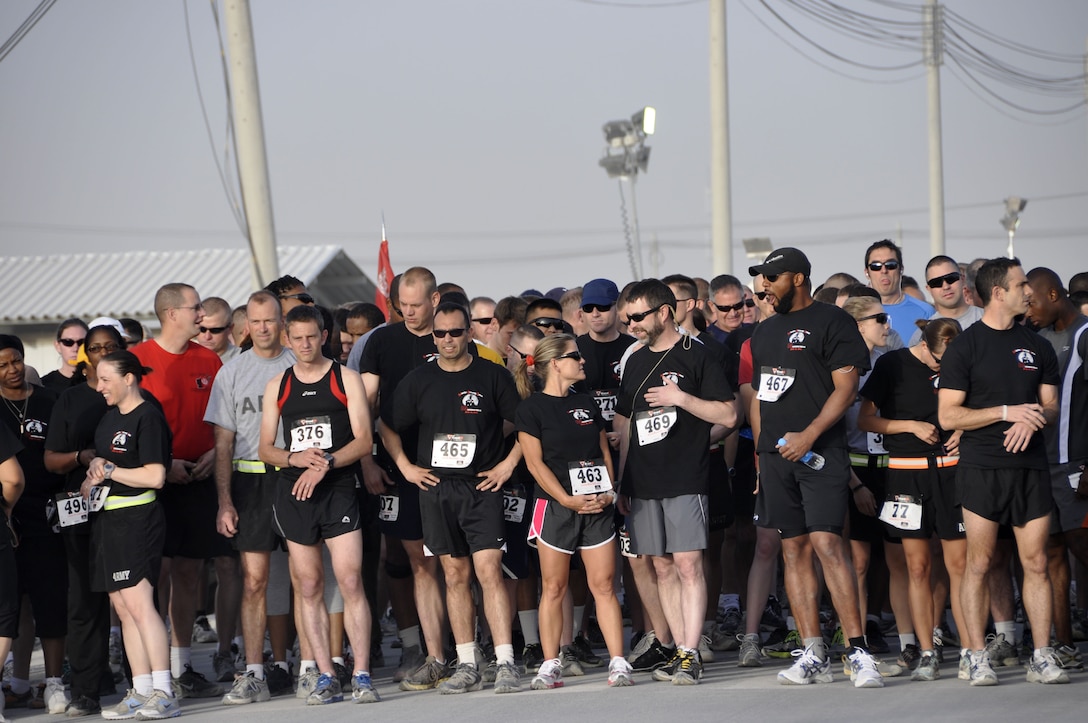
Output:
(103, 490), (156, 511)
(849, 453), (888, 468)
(888, 456), (959, 470)
(233, 459), (276, 474)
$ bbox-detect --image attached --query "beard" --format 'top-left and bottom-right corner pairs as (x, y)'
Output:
(776, 284), (797, 314)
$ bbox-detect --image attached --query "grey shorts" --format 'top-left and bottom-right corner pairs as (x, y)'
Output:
(1049, 461), (1088, 535)
(627, 494), (708, 556)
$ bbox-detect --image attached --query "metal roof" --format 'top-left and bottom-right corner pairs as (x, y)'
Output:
(0, 245), (377, 324)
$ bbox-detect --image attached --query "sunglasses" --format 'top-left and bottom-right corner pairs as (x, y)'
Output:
(714, 299), (755, 313)
(58, 338), (85, 348)
(926, 271), (962, 289)
(867, 260), (901, 272)
(581, 303), (614, 314)
(754, 291), (768, 300)
(509, 345), (529, 360)
(86, 343), (120, 355)
(471, 317), (494, 325)
(279, 292), (315, 304)
(763, 274), (780, 283)
(624, 303), (666, 324)
(198, 325), (229, 335)
(433, 328), (468, 338)
(530, 317), (565, 330)
(555, 350), (583, 362)
(930, 352), (942, 364)
(858, 312), (889, 325)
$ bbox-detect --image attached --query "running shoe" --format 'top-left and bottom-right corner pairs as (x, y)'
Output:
(703, 620), (739, 652)
(968, 650), (999, 687)
(778, 646), (833, 685)
(305, 673), (343, 705)
(651, 648), (683, 682)
(393, 644), (425, 683)
(761, 596), (786, 631)
(221, 671), (270, 705)
(911, 653), (940, 682)
(100, 690), (148, 720)
(629, 638), (671, 671)
(493, 662), (521, 694)
(572, 635), (603, 667)
(530, 659), (563, 690)
(1026, 648), (1070, 684)
(173, 664), (221, 699)
(737, 634), (763, 668)
(65, 693), (102, 717)
(865, 620), (890, 655)
(399, 656), (452, 691)
(192, 616), (217, 644)
(719, 607), (742, 636)
(3, 688), (32, 709)
(41, 680), (69, 714)
(827, 626), (846, 652)
(333, 662), (351, 689)
(896, 643), (921, 671)
(984, 633), (1019, 667)
(437, 663), (482, 695)
(264, 665), (292, 697)
(350, 671), (380, 703)
(521, 643), (544, 674)
(1054, 643), (1084, 670)
(847, 648), (885, 688)
(212, 651), (237, 683)
(671, 650), (702, 686)
(481, 655), (498, 683)
(607, 658), (633, 687)
(559, 646), (585, 677)
(295, 669), (320, 699)
(763, 628), (803, 659)
(957, 650), (971, 680)
(132, 690), (180, 720)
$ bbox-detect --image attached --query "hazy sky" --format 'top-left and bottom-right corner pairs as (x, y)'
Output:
(2, 0), (1086, 304)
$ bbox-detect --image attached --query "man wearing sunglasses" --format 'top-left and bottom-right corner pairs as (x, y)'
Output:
(525, 298), (569, 337)
(194, 297), (239, 362)
(385, 301), (523, 695)
(747, 248), (884, 688)
(908, 255), (985, 346)
(707, 274), (752, 345)
(864, 240), (933, 339)
(613, 279), (737, 685)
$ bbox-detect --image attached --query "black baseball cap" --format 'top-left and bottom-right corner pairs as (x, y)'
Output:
(748, 247), (812, 278)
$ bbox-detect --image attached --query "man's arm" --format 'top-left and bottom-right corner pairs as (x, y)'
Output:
(213, 425), (238, 537)
(334, 369), (374, 467)
(378, 418), (437, 490)
(777, 366), (857, 462)
(643, 377), (737, 430)
(938, 388), (1046, 433)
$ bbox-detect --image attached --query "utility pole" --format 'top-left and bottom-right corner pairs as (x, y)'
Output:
(924, 0), (946, 259)
(224, 0), (279, 288)
(709, 0), (733, 275)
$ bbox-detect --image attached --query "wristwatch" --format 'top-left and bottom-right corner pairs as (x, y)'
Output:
(323, 452), (335, 468)
(103, 462), (115, 481)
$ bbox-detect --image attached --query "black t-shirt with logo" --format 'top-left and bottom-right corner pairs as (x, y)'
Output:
(1, 386), (64, 537)
(750, 302), (871, 454)
(860, 348), (948, 456)
(392, 357), (519, 479)
(939, 321), (1059, 470)
(616, 337), (733, 499)
(576, 333), (635, 431)
(515, 392), (608, 503)
(94, 401), (173, 497)
(45, 382), (110, 494)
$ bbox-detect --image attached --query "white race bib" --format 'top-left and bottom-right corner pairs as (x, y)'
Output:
(55, 494), (88, 528)
(290, 416), (332, 452)
(635, 407), (677, 446)
(567, 460), (611, 496)
(88, 485), (109, 512)
(618, 524), (636, 558)
(879, 495), (923, 531)
(503, 488), (526, 523)
(378, 493), (399, 522)
(866, 432), (888, 455)
(430, 433), (477, 468)
(592, 390), (617, 422)
(757, 367), (796, 402)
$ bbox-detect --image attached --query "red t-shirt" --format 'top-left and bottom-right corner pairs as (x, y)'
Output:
(133, 339), (221, 461)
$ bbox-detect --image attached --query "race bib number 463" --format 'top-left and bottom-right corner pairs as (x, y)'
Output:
(567, 459), (611, 495)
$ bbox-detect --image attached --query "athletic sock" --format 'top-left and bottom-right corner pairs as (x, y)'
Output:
(519, 610), (540, 645)
(455, 643), (478, 668)
(494, 644), (515, 666)
(900, 633), (917, 650)
(246, 664), (264, 680)
(151, 670), (173, 697)
(170, 646), (191, 679)
(133, 674), (153, 696)
(399, 625), (421, 650)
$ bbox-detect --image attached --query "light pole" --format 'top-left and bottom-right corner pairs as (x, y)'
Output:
(599, 107), (655, 280)
(1000, 196), (1027, 259)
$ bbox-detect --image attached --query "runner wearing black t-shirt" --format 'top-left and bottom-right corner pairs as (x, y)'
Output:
(614, 279), (736, 686)
(747, 247), (883, 689)
(385, 302), (523, 696)
(0, 422), (25, 714)
(258, 306), (379, 705)
(938, 257), (1064, 685)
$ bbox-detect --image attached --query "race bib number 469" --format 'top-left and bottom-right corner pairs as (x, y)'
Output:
(634, 406), (677, 446)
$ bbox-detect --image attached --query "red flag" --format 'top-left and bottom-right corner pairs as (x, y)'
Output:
(376, 228), (394, 320)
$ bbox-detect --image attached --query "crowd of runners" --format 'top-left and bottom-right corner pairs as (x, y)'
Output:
(2, 239), (1088, 720)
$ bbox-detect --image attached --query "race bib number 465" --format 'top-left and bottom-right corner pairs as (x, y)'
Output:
(431, 433), (477, 468)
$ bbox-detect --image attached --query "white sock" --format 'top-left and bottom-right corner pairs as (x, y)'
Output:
(900, 633), (917, 650)
(995, 620), (1015, 637)
(332, 656), (345, 666)
(9, 677), (30, 695)
(494, 644), (515, 666)
(455, 643), (478, 668)
(151, 670), (173, 697)
(573, 605), (586, 635)
(246, 664), (264, 680)
(169, 646), (191, 678)
(519, 610), (540, 645)
(275, 661), (289, 672)
(300, 660), (317, 675)
(399, 625), (421, 650)
(133, 674), (153, 696)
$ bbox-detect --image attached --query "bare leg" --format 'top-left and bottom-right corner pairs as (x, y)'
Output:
(960, 510), (998, 652)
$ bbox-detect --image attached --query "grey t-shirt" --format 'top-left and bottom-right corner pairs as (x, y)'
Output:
(908, 304), (984, 346)
(203, 347), (296, 461)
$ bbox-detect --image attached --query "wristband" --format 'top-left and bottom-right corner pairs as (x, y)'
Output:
(1002, 404), (1008, 422)
(75, 450), (82, 467)
(286, 451), (295, 467)
(850, 484), (863, 492)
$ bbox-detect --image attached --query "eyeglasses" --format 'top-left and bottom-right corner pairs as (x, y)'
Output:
(713, 299), (755, 313)
(58, 338), (85, 348)
(581, 303), (614, 314)
(858, 312), (889, 325)
(86, 343), (120, 355)
(199, 325), (229, 335)
(867, 260), (901, 272)
(433, 328), (468, 338)
(530, 317), (565, 330)
(754, 291), (768, 300)
(279, 292), (315, 305)
(509, 345), (528, 360)
(624, 303), (666, 324)
(471, 317), (493, 325)
(555, 350), (583, 362)
(926, 271), (962, 289)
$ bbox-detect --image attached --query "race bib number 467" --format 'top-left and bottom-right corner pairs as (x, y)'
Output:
(757, 367), (796, 403)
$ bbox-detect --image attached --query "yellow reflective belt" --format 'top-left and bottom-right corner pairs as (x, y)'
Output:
(103, 490), (156, 511)
(849, 453), (888, 468)
(233, 459), (269, 474)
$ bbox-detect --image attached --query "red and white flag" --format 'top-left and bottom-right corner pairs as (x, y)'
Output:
(376, 219), (394, 320)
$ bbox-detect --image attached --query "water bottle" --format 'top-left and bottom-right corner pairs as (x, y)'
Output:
(778, 437), (825, 470)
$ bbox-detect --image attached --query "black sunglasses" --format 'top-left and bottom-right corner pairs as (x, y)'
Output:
(930, 351), (942, 364)
(530, 317), (565, 330)
(58, 338), (85, 347)
(714, 299), (755, 313)
(86, 343), (120, 355)
(509, 345), (528, 360)
(624, 303), (666, 324)
(198, 325), (229, 335)
(433, 328), (468, 338)
(555, 350), (583, 362)
(471, 317), (493, 325)
(867, 260), (901, 272)
(581, 303), (614, 314)
(858, 312), (889, 325)
(763, 274), (780, 283)
(754, 291), (768, 300)
(926, 271), (961, 289)
(279, 292), (315, 304)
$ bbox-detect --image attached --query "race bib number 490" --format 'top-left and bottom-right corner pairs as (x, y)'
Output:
(430, 434), (477, 468)
(290, 416), (332, 452)
(635, 406), (677, 446)
(567, 459), (611, 496)
(756, 367), (796, 403)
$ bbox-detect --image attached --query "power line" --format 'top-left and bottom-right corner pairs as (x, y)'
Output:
(0, 0), (57, 64)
